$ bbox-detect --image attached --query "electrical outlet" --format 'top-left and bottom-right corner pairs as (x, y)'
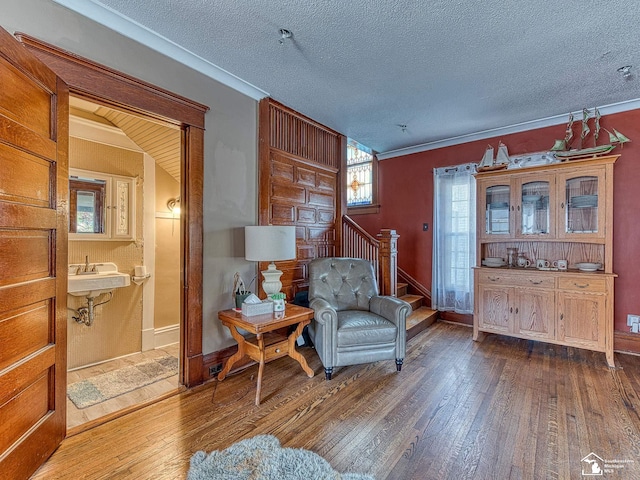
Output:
(627, 314), (640, 326)
(209, 363), (223, 376)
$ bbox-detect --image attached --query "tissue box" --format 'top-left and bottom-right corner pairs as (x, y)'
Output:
(241, 300), (273, 317)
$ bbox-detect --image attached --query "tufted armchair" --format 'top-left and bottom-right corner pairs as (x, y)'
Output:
(307, 257), (411, 380)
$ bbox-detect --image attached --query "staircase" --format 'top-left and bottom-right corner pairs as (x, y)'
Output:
(398, 282), (438, 340)
(341, 215), (438, 339)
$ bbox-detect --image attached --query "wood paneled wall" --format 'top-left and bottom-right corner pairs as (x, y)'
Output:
(258, 99), (345, 298)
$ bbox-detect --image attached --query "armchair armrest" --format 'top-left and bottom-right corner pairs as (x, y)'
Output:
(370, 296), (411, 328)
(310, 297), (338, 328)
(370, 296), (410, 359)
(309, 297), (339, 369)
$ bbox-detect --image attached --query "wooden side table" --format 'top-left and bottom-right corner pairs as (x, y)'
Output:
(217, 304), (314, 405)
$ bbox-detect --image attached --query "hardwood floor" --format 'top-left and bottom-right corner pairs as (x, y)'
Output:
(34, 322), (640, 479)
(66, 344), (180, 432)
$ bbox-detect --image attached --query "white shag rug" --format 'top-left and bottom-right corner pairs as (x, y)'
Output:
(188, 435), (374, 480)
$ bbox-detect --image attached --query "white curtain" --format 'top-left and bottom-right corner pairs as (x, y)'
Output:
(432, 163), (477, 314)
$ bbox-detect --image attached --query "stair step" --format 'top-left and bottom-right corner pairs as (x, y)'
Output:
(406, 307), (438, 340)
(397, 282), (408, 297)
(400, 294), (423, 311)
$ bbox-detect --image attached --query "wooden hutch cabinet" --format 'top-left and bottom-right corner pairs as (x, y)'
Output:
(473, 155), (617, 367)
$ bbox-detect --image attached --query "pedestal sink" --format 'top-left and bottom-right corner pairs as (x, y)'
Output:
(68, 262), (131, 298)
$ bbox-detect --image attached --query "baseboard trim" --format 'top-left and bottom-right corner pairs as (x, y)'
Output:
(201, 344), (257, 382)
(614, 330), (640, 355)
(155, 324), (180, 348)
(141, 327), (155, 351)
(438, 311), (473, 326)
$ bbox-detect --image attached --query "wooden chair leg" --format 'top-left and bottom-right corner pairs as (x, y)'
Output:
(396, 359), (403, 372)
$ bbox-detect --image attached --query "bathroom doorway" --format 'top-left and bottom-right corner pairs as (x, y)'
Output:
(2, 34), (207, 473)
(66, 95), (183, 431)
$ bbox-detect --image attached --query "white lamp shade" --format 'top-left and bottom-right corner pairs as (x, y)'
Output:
(245, 225), (296, 262)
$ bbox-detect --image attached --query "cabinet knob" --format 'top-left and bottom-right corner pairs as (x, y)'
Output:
(510, 307), (513, 313)
(560, 202), (565, 209)
(517, 205), (520, 212)
(560, 313), (564, 320)
(529, 280), (543, 285)
(574, 283), (589, 289)
(488, 276), (500, 281)
(515, 307), (519, 314)
(275, 348), (281, 353)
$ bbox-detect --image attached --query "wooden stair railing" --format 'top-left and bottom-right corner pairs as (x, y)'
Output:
(397, 267), (432, 306)
(342, 215), (399, 296)
(342, 215), (438, 338)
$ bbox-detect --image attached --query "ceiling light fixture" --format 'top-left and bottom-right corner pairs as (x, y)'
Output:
(279, 28), (293, 45)
(617, 65), (632, 79)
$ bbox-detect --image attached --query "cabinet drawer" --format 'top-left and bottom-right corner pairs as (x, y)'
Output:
(558, 276), (606, 293)
(477, 270), (555, 288)
(514, 274), (556, 289)
(264, 341), (289, 359)
(476, 271), (517, 286)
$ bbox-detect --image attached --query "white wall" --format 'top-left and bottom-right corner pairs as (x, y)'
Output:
(1, 0), (258, 355)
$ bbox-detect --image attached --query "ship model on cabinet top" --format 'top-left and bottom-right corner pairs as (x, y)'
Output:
(551, 108), (630, 160)
(478, 141), (510, 172)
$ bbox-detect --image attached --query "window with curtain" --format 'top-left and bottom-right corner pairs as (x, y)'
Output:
(432, 163), (477, 314)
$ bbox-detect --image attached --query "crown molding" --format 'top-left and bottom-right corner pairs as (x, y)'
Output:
(378, 98), (640, 160)
(52, 0), (269, 100)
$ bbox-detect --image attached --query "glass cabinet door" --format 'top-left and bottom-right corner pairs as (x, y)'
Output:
(559, 170), (605, 239)
(483, 183), (511, 236)
(518, 179), (552, 237)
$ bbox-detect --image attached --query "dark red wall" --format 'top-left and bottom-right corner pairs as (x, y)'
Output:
(353, 109), (640, 339)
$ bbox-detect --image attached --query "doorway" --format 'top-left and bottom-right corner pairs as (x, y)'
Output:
(16, 32), (208, 389)
(66, 96), (183, 431)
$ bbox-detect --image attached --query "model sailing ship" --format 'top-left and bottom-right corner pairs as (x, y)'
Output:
(551, 108), (630, 160)
(478, 141), (510, 171)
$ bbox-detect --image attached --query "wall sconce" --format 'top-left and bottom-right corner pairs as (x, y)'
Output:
(167, 196), (181, 216)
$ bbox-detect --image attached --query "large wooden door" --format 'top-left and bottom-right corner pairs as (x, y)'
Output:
(0, 27), (68, 479)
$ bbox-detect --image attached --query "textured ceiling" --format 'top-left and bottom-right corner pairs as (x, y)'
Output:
(69, 0), (640, 155)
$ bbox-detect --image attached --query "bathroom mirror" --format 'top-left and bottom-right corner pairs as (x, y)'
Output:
(69, 168), (136, 241)
(70, 174), (107, 234)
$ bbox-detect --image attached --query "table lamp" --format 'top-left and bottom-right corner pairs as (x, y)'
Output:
(245, 225), (296, 297)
